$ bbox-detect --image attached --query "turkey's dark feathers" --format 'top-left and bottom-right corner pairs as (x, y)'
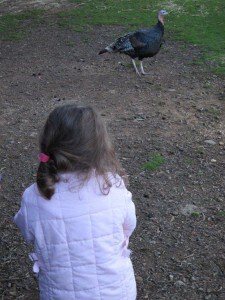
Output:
(129, 36), (147, 49)
(112, 21), (164, 59)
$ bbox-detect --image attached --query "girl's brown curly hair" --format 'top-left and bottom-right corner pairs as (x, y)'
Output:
(37, 104), (126, 199)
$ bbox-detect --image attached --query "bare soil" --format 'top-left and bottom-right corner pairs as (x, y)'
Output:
(0, 1), (225, 299)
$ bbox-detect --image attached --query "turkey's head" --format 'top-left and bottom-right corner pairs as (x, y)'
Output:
(158, 10), (168, 25)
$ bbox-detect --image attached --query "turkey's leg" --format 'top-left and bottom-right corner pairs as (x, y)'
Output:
(140, 60), (149, 75)
(132, 59), (141, 76)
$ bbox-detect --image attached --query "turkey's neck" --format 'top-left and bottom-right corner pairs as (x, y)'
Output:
(158, 15), (164, 25)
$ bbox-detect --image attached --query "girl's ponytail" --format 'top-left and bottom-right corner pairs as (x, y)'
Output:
(36, 153), (59, 200)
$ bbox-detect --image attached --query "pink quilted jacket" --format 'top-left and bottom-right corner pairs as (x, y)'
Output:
(14, 172), (137, 300)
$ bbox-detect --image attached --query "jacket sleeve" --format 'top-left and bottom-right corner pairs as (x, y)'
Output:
(123, 190), (136, 239)
(14, 194), (34, 244)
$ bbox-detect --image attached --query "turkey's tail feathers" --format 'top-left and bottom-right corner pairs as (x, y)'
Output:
(98, 45), (115, 55)
(98, 48), (108, 55)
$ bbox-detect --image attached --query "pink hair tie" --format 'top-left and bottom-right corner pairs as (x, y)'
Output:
(39, 153), (50, 163)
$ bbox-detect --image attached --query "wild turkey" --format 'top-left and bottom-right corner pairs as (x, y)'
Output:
(99, 10), (168, 76)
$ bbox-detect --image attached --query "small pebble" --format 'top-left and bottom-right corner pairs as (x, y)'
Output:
(169, 274), (174, 281)
(136, 276), (143, 283)
(204, 140), (216, 145)
(174, 280), (186, 287)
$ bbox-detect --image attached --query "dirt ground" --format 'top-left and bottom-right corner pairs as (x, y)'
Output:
(1, 1), (225, 299)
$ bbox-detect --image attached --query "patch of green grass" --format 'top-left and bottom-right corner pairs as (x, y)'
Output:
(207, 107), (221, 115)
(165, 1), (225, 74)
(192, 58), (204, 66)
(60, 0), (225, 75)
(183, 158), (194, 165)
(65, 41), (76, 47)
(191, 211), (200, 217)
(212, 64), (225, 76)
(217, 211), (225, 217)
(59, 0), (165, 31)
(0, 10), (43, 40)
(143, 153), (166, 171)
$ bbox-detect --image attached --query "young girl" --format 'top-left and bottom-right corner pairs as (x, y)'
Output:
(14, 104), (137, 300)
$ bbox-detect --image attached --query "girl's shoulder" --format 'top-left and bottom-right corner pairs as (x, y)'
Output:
(22, 183), (42, 202)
